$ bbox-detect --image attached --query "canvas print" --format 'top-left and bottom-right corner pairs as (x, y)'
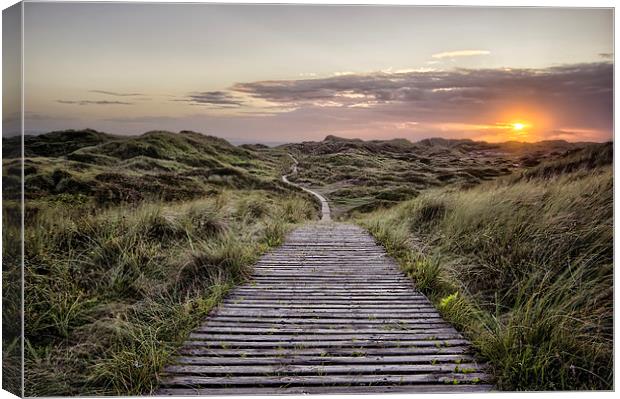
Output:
(1, 1), (614, 396)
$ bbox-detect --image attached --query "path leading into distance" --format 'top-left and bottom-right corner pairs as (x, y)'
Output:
(281, 154), (331, 221)
(157, 157), (491, 395)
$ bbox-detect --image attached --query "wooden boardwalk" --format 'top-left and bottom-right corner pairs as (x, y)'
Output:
(157, 223), (492, 395)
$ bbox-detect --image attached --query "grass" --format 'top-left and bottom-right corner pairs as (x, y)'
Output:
(3, 129), (296, 205)
(2, 129), (314, 391)
(14, 187), (316, 395)
(2, 200), (22, 395)
(358, 144), (612, 390)
(283, 135), (587, 218)
(3, 129), (611, 393)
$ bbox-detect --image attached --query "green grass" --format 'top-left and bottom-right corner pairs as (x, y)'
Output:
(358, 146), (612, 390)
(3, 130), (318, 395)
(3, 129), (296, 205)
(16, 189), (316, 396)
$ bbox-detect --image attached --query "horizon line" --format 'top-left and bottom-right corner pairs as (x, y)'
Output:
(3, 128), (612, 147)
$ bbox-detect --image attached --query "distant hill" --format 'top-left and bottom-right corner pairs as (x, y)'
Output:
(3, 129), (115, 158)
(2, 129), (293, 203)
(280, 135), (604, 217)
(3, 129), (606, 213)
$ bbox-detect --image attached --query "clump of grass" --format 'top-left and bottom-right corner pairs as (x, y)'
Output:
(402, 255), (444, 294)
(175, 237), (254, 293)
(236, 196), (270, 220)
(184, 202), (229, 237)
(262, 221), (287, 248)
(411, 197), (446, 225)
(359, 154), (612, 390)
(278, 196), (316, 223)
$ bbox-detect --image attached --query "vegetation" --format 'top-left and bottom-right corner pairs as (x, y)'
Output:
(2, 128), (612, 393)
(283, 135), (585, 218)
(2, 192), (21, 395)
(359, 143), (613, 390)
(3, 129), (294, 205)
(2, 129), (318, 395)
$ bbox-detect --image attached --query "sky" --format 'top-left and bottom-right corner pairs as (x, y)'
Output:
(8, 2), (614, 143)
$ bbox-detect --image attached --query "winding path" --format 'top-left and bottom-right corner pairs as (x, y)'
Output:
(157, 156), (491, 395)
(282, 154), (331, 221)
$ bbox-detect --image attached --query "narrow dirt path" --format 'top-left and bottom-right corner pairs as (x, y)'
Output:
(157, 157), (491, 394)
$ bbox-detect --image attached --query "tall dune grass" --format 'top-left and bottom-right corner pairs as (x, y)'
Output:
(360, 161), (612, 390)
(20, 190), (316, 395)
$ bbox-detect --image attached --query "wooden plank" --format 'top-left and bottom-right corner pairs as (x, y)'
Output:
(220, 301), (434, 307)
(157, 384), (494, 395)
(205, 317), (447, 324)
(222, 301), (431, 307)
(201, 320), (452, 328)
(227, 294), (426, 299)
(233, 285), (416, 289)
(188, 332), (463, 341)
(220, 304), (438, 310)
(173, 354), (476, 366)
(176, 346), (473, 357)
(181, 339), (470, 348)
(200, 322), (454, 330)
(221, 303), (433, 308)
(231, 289), (419, 294)
(164, 362), (484, 375)
(193, 327), (458, 334)
(234, 286), (415, 290)
(214, 309), (442, 316)
(251, 278), (410, 282)
(159, 372), (490, 387)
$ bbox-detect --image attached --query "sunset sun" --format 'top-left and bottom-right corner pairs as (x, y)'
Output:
(512, 122), (526, 130)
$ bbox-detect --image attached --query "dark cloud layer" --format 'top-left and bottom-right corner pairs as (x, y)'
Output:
(233, 63), (612, 107)
(57, 100), (133, 105)
(231, 62), (613, 131)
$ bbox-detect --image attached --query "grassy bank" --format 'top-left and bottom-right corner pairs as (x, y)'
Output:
(18, 189), (316, 395)
(358, 144), (613, 390)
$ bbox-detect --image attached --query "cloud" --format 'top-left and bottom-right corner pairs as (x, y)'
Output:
(431, 50), (491, 59)
(599, 53), (613, 59)
(229, 62), (612, 141)
(41, 63), (612, 144)
(89, 90), (143, 97)
(232, 62), (611, 112)
(180, 91), (244, 107)
(57, 100), (133, 105)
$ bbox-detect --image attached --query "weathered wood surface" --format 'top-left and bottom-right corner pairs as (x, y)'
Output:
(157, 223), (491, 395)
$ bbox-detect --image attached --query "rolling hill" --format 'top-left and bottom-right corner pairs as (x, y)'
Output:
(282, 135), (592, 217)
